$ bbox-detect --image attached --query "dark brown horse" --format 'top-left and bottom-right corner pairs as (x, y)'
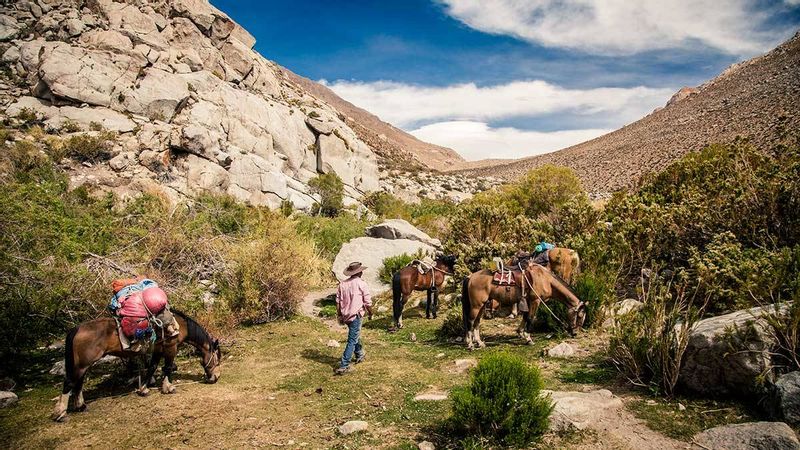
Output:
(461, 264), (586, 350)
(52, 310), (221, 421)
(391, 254), (457, 329)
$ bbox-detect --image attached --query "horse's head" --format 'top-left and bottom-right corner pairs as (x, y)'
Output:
(436, 254), (458, 272)
(203, 338), (222, 383)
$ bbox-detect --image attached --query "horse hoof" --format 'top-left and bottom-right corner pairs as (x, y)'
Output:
(161, 386), (176, 395)
(136, 387), (150, 397)
(526, 340), (535, 346)
(75, 404), (87, 413)
(51, 410), (67, 422)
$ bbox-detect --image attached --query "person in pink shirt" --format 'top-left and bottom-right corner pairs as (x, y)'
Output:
(335, 262), (373, 375)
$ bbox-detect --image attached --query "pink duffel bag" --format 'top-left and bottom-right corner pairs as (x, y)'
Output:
(118, 287), (168, 318)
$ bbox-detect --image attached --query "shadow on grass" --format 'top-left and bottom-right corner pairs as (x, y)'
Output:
(301, 348), (339, 367)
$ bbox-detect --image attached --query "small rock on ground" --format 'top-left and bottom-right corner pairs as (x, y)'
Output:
(414, 391), (448, 401)
(0, 391), (18, 408)
(326, 339), (340, 348)
(547, 342), (575, 357)
(693, 421), (800, 450)
(338, 420), (368, 435)
(453, 358), (477, 373)
(545, 389), (623, 431)
(418, 441), (435, 450)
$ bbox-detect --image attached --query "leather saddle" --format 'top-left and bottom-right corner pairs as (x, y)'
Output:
(492, 269), (522, 286)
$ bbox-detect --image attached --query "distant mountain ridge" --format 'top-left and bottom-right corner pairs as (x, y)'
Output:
(458, 31), (800, 194)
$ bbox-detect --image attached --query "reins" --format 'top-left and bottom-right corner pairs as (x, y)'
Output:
(520, 269), (573, 332)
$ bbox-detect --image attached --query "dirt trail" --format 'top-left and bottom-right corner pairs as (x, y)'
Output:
(300, 287), (337, 318)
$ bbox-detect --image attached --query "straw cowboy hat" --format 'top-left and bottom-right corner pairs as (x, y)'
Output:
(343, 261), (367, 277)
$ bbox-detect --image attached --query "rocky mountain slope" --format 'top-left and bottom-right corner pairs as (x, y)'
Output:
(282, 70), (465, 172)
(460, 31), (800, 194)
(0, 0), (385, 210)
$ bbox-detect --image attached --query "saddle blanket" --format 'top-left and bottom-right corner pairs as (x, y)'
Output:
(492, 271), (516, 286)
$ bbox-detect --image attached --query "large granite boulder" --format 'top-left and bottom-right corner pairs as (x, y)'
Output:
(0, 391), (18, 409)
(693, 422), (800, 450)
(680, 303), (786, 397)
(771, 371), (800, 425)
(365, 219), (441, 247)
(333, 237), (436, 294)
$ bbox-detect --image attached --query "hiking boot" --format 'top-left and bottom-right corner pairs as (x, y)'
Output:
(334, 366), (352, 375)
(354, 353), (366, 364)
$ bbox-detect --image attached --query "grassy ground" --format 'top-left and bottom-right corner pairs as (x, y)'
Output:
(0, 296), (761, 449)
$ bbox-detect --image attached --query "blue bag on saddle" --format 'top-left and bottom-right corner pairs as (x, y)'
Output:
(108, 279), (159, 313)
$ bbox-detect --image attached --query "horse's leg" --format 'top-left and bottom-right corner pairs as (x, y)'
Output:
(508, 302), (518, 319)
(472, 306), (486, 349)
(72, 368), (89, 412)
(517, 312), (534, 345)
(432, 288), (439, 319)
(160, 344), (177, 394)
(425, 289), (433, 319)
(398, 293), (409, 329)
(52, 373), (74, 421)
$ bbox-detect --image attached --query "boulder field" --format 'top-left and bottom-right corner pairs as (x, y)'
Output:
(0, 0), (379, 209)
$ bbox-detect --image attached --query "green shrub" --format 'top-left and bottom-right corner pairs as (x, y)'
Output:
(63, 132), (115, 163)
(309, 172), (344, 217)
(294, 213), (368, 260)
(437, 309), (463, 340)
(378, 250), (427, 284)
(608, 279), (706, 398)
(362, 191), (411, 220)
(221, 218), (326, 323)
(450, 352), (553, 447)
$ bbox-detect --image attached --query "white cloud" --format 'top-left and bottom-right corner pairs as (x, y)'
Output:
(323, 79), (673, 128)
(410, 121), (611, 161)
(439, 0), (788, 56)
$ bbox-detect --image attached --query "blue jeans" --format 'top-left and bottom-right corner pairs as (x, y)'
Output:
(340, 316), (364, 368)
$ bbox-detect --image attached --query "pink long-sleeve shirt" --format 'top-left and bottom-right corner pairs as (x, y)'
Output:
(336, 276), (372, 324)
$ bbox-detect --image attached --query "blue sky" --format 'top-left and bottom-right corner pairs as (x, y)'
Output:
(213, 0), (800, 160)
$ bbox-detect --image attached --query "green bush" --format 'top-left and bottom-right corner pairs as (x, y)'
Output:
(362, 191), (411, 220)
(437, 309), (463, 340)
(63, 132), (115, 163)
(378, 250), (427, 284)
(450, 352), (554, 447)
(294, 213), (368, 261)
(608, 280), (705, 398)
(309, 172), (344, 217)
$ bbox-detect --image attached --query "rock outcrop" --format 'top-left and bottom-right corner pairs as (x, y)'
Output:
(333, 236), (435, 294)
(0, 0), (380, 210)
(679, 303), (787, 397)
(771, 371), (800, 425)
(693, 422), (800, 450)
(365, 219), (441, 248)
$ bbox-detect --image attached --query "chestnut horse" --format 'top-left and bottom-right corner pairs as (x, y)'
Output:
(461, 264), (586, 350)
(391, 254), (457, 329)
(52, 310), (221, 421)
(507, 247), (580, 317)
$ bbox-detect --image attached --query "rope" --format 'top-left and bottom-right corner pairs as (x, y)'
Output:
(521, 270), (571, 332)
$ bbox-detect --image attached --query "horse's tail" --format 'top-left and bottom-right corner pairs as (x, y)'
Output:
(392, 271), (403, 323)
(461, 276), (471, 334)
(63, 326), (78, 387)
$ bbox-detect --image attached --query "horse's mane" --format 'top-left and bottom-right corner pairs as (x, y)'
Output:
(533, 264), (582, 301)
(172, 309), (213, 346)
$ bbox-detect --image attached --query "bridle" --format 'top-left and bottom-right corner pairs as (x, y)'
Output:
(203, 344), (220, 371)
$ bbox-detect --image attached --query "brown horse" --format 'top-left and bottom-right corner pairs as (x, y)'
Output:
(507, 247), (580, 317)
(52, 310), (221, 421)
(391, 254), (457, 329)
(461, 264), (586, 350)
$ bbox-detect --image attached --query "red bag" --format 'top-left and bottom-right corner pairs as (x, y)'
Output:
(121, 317), (149, 337)
(112, 277), (145, 294)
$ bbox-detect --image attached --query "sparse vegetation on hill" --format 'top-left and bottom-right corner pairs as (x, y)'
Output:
(0, 130), (328, 358)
